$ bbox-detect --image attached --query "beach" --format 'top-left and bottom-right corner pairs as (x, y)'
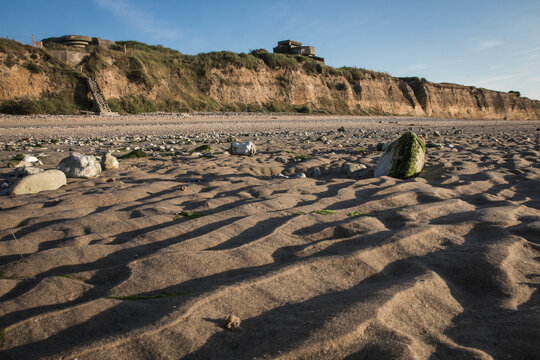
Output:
(0, 114), (539, 359)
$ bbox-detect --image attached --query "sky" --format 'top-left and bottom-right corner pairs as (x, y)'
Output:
(1, 0), (539, 99)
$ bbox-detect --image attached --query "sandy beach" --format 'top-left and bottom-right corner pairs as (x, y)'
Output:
(0, 114), (539, 359)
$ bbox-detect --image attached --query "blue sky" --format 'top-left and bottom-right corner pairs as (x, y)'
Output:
(2, 0), (539, 99)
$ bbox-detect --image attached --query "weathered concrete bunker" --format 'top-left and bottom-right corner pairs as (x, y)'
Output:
(42, 35), (116, 49)
(273, 40), (325, 63)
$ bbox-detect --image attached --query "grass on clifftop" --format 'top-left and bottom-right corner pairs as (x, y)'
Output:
(0, 38), (395, 115)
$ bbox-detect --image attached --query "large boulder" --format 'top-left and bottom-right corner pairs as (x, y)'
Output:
(57, 152), (101, 178)
(374, 132), (426, 179)
(230, 141), (257, 156)
(10, 170), (67, 195)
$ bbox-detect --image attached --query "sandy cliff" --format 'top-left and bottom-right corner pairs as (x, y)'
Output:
(0, 39), (539, 119)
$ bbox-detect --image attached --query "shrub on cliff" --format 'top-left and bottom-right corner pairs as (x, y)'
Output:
(0, 96), (77, 115)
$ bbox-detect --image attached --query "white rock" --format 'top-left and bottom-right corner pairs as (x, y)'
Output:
(22, 155), (40, 164)
(101, 152), (119, 170)
(57, 152), (102, 178)
(230, 142), (257, 156)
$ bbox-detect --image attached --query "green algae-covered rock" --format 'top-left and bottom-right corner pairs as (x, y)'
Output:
(374, 132), (426, 179)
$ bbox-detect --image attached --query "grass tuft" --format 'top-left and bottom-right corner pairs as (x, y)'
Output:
(175, 210), (206, 219)
(312, 209), (337, 215)
(348, 211), (378, 218)
(118, 149), (148, 159)
(192, 144), (214, 153)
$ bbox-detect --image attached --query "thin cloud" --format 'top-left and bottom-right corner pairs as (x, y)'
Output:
(515, 46), (540, 55)
(408, 63), (427, 70)
(94, 0), (181, 40)
(473, 74), (522, 86)
(478, 40), (503, 50)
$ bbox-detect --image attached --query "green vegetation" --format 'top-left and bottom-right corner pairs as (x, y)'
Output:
(107, 291), (187, 300)
(284, 150), (312, 161)
(108, 96), (159, 114)
(7, 154), (25, 168)
(0, 95), (80, 115)
(348, 211), (378, 218)
(335, 82), (348, 91)
(192, 144), (214, 153)
(23, 61), (43, 74)
(118, 149), (148, 159)
(312, 209), (337, 215)
(175, 210), (207, 219)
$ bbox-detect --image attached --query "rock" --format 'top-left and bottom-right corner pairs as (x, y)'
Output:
(374, 131), (426, 179)
(224, 315), (241, 330)
(309, 167), (322, 178)
(57, 152), (102, 178)
(341, 162), (367, 175)
(101, 152), (119, 170)
(376, 142), (393, 151)
(10, 170), (66, 195)
(426, 141), (442, 148)
(230, 141), (257, 156)
(294, 172), (306, 178)
(433, 131), (441, 137)
(338, 126), (346, 132)
(316, 136), (327, 142)
(7, 154), (40, 168)
(11, 167), (44, 177)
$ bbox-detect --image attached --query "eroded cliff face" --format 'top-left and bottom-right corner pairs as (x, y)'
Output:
(402, 78), (540, 120)
(1, 45), (539, 119)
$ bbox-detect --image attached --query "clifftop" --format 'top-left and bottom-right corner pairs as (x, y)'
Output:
(0, 38), (538, 119)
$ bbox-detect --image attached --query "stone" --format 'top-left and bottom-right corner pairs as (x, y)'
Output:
(230, 141), (257, 156)
(101, 152), (119, 170)
(10, 170), (67, 195)
(338, 126), (346, 132)
(376, 142), (393, 151)
(341, 162), (367, 175)
(426, 141), (442, 148)
(374, 131), (426, 179)
(57, 152), (102, 178)
(7, 154), (34, 168)
(309, 167), (322, 178)
(11, 167), (44, 177)
(433, 131), (441, 137)
(224, 315), (241, 330)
